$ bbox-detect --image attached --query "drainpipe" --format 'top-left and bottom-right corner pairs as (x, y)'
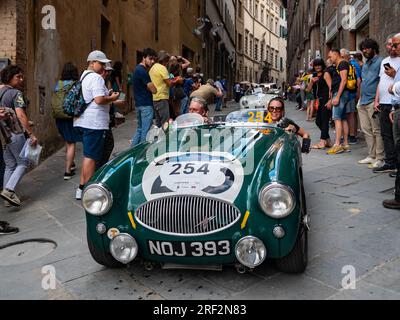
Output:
(154, 0), (159, 42)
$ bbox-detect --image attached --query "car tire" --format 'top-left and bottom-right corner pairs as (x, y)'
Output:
(87, 233), (124, 268)
(275, 227), (308, 274)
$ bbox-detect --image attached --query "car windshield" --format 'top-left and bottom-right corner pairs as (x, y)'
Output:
(174, 113), (205, 129)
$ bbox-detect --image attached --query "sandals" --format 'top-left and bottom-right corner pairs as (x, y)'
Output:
(311, 144), (326, 150)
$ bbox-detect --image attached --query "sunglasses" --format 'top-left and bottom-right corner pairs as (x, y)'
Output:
(391, 43), (400, 48)
(268, 106), (283, 112)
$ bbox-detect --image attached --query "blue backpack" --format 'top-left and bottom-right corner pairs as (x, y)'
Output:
(62, 72), (94, 117)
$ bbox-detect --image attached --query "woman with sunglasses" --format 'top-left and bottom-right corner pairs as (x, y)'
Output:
(267, 97), (310, 140)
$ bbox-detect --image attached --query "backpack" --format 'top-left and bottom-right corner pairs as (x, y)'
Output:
(51, 81), (74, 119)
(62, 72), (94, 117)
(346, 64), (357, 91)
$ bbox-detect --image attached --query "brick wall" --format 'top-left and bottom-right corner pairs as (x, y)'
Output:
(0, 0), (17, 63)
(370, 0), (400, 50)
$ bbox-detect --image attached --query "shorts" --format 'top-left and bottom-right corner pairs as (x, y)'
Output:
(332, 91), (349, 121)
(346, 99), (357, 114)
(56, 119), (82, 143)
(306, 92), (315, 101)
(75, 127), (106, 161)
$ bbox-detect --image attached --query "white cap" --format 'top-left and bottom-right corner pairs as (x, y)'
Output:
(87, 50), (111, 63)
(104, 63), (114, 71)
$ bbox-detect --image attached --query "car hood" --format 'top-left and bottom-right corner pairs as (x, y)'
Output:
(98, 126), (287, 206)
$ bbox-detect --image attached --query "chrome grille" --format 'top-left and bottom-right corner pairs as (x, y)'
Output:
(135, 196), (242, 236)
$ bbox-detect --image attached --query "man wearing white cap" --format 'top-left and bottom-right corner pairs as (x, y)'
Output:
(74, 50), (120, 200)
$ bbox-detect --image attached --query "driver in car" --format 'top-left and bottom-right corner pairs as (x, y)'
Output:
(267, 97), (311, 153)
(188, 96), (210, 124)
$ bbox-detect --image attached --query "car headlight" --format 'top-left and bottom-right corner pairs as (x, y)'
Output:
(110, 234), (138, 264)
(235, 236), (267, 268)
(258, 184), (295, 218)
(82, 184), (113, 216)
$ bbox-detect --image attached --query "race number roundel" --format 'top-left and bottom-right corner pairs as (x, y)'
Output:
(142, 152), (245, 203)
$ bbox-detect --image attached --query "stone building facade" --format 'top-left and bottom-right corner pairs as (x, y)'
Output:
(287, 0), (400, 84)
(203, 0), (236, 96)
(0, 0), (205, 158)
(236, 0), (287, 86)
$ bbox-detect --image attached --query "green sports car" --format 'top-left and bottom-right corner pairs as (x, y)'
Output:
(83, 110), (310, 274)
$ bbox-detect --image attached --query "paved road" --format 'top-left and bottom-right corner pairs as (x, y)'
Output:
(1, 101), (399, 300)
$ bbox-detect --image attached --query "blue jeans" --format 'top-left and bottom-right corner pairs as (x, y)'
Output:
(3, 133), (30, 192)
(132, 105), (154, 146)
(215, 97), (222, 111)
(181, 96), (189, 115)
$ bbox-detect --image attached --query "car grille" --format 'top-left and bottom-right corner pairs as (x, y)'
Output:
(135, 196), (242, 236)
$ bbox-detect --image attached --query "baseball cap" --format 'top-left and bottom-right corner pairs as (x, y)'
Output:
(87, 50), (112, 64)
(104, 63), (114, 71)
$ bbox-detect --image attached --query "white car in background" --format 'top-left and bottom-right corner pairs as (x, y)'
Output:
(239, 92), (279, 109)
(239, 85), (279, 109)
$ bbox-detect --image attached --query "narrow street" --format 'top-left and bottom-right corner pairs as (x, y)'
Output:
(1, 101), (399, 300)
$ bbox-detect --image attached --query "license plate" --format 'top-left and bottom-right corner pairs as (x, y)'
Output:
(148, 240), (231, 257)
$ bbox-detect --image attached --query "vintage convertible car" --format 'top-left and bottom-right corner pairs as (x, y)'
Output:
(239, 92), (279, 109)
(83, 111), (310, 274)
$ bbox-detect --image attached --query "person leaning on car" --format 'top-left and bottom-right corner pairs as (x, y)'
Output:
(190, 79), (223, 106)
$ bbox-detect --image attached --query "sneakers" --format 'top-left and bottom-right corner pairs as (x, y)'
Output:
(342, 145), (351, 153)
(0, 221), (19, 235)
(358, 157), (376, 165)
(368, 160), (385, 169)
(383, 199), (400, 210)
(64, 171), (76, 181)
(373, 163), (397, 174)
(348, 136), (358, 145)
(76, 188), (83, 200)
(71, 162), (77, 172)
(0, 189), (21, 207)
(327, 145), (344, 155)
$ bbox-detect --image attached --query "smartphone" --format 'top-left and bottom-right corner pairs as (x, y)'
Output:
(313, 72), (318, 78)
(384, 63), (392, 70)
(302, 138), (312, 154)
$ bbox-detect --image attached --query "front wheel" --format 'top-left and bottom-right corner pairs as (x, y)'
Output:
(275, 227), (308, 273)
(87, 233), (124, 268)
